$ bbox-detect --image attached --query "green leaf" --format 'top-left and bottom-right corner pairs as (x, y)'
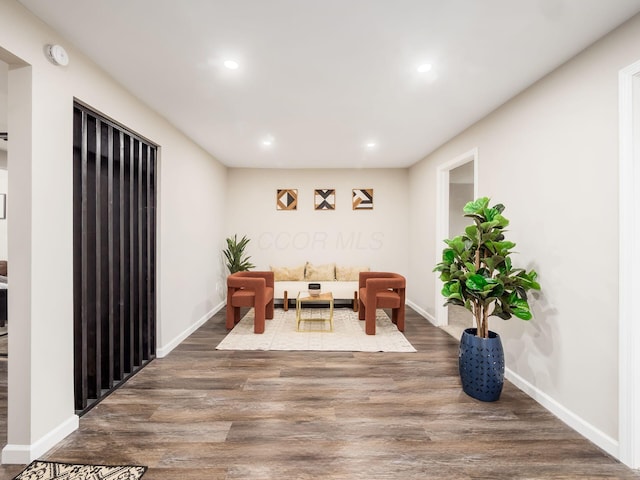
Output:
(491, 304), (512, 320)
(465, 224), (478, 240)
(510, 298), (532, 320)
(486, 240), (516, 255)
(495, 213), (509, 228)
(441, 281), (461, 298)
(505, 256), (512, 271)
(443, 249), (455, 264)
(463, 197), (489, 215)
(464, 262), (477, 274)
(480, 219), (500, 231)
(450, 237), (466, 254)
(444, 297), (465, 307)
(483, 208), (500, 223)
(485, 255), (506, 273)
(485, 279), (504, 297)
(466, 274), (488, 291)
(514, 270), (540, 291)
(484, 256), (496, 272)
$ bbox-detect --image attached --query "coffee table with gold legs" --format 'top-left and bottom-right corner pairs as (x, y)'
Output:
(296, 291), (334, 332)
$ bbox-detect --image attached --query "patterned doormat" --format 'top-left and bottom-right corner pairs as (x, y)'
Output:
(13, 460), (147, 480)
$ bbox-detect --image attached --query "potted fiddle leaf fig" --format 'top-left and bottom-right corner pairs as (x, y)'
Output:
(223, 234), (255, 274)
(433, 197), (540, 401)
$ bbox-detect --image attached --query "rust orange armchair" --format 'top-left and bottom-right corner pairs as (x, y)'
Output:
(358, 272), (406, 335)
(226, 271), (275, 334)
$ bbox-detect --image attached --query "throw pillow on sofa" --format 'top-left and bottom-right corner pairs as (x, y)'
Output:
(270, 265), (305, 281)
(335, 265), (370, 281)
(304, 262), (336, 281)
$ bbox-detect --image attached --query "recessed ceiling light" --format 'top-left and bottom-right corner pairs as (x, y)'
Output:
(224, 60), (239, 70)
(261, 135), (275, 147)
(365, 142), (377, 149)
(417, 63), (432, 73)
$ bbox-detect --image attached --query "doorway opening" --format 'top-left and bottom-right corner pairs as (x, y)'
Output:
(434, 148), (478, 336)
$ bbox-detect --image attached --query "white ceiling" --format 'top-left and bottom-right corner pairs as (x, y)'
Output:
(10, 0), (640, 168)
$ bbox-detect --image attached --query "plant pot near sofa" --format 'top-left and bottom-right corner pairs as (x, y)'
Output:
(459, 328), (504, 402)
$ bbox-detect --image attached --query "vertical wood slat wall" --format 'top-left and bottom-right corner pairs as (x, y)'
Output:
(73, 102), (157, 415)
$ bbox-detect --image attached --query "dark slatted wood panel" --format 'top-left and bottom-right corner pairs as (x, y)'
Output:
(73, 102), (157, 415)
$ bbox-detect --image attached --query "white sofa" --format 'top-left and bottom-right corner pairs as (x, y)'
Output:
(271, 262), (368, 311)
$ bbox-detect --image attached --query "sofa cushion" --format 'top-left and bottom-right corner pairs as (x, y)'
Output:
(305, 262), (336, 281)
(336, 265), (369, 281)
(271, 265), (305, 281)
(274, 281), (357, 300)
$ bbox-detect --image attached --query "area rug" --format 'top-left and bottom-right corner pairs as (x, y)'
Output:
(13, 460), (147, 480)
(216, 308), (416, 352)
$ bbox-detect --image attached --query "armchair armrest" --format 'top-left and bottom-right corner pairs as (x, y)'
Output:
(228, 271), (274, 288)
(359, 271), (404, 290)
(364, 277), (405, 294)
(228, 275), (266, 290)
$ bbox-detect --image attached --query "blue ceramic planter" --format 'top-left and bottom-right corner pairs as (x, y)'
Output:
(459, 328), (505, 402)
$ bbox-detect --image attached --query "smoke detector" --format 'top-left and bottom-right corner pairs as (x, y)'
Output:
(45, 44), (69, 66)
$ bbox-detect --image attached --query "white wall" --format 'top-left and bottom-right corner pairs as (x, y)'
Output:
(0, 150), (6, 260)
(226, 168), (409, 276)
(449, 182), (473, 238)
(409, 12), (640, 454)
(0, 0), (227, 462)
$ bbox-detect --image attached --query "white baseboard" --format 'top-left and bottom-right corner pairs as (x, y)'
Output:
(156, 301), (225, 358)
(1, 414), (79, 465)
(406, 300), (437, 325)
(505, 368), (619, 459)
(408, 303), (620, 461)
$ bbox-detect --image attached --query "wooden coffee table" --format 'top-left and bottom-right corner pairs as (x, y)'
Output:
(296, 291), (334, 332)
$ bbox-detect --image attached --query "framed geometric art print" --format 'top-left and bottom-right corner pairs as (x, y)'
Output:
(277, 189), (298, 210)
(352, 188), (373, 210)
(314, 189), (335, 210)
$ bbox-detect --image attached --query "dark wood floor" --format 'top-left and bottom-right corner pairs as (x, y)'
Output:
(1, 307), (639, 479)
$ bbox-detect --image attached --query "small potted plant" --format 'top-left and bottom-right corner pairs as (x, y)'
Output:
(223, 234), (255, 274)
(433, 197), (540, 401)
